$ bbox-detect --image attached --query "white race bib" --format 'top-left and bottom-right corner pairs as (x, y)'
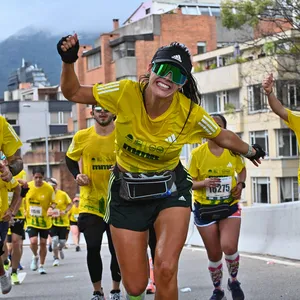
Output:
(73, 214), (79, 221)
(206, 176), (232, 201)
(52, 209), (60, 218)
(30, 206), (42, 217)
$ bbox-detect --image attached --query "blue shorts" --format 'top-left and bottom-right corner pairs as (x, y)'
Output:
(193, 203), (241, 227)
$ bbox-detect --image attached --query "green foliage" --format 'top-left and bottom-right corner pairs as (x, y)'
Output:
(224, 102), (236, 113)
(210, 63), (217, 69)
(194, 64), (203, 72)
(263, 42), (275, 55)
(221, 0), (274, 29)
(227, 56), (248, 65)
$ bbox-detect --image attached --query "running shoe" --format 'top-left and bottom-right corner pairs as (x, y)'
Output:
(52, 258), (60, 267)
(38, 266), (47, 275)
(30, 256), (39, 271)
(3, 259), (11, 271)
(11, 273), (20, 285)
(91, 293), (105, 300)
(210, 289), (227, 300)
(109, 290), (121, 299)
(146, 280), (156, 294)
(76, 245), (81, 252)
(227, 279), (244, 300)
(59, 249), (64, 260)
(0, 273), (12, 294)
(18, 263), (24, 271)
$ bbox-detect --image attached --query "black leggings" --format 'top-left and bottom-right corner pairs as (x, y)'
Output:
(148, 225), (156, 263)
(78, 213), (121, 283)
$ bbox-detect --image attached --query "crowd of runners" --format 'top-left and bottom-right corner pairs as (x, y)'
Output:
(0, 35), (296, 300)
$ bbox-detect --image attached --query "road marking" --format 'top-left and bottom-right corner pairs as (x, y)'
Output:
(184, 246), (300, 267)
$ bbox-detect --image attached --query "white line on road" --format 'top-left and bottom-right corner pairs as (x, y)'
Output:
(184, 245), (300, 267)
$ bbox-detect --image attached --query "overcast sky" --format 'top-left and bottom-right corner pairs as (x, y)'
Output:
(0, 0), (143, 40)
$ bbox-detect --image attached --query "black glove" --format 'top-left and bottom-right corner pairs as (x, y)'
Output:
(57, 35), (79, 64)
(20, 187), (30, 198)
(248, 144), (266, 161)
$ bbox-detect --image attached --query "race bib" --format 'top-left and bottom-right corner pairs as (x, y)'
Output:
(30, 206), (42, 217)
(52, 209), (60, 218)
(206, 176), (232, 201)
(73, 214), (79, 221)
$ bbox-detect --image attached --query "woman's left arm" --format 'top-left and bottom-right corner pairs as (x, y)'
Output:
(231, 167), (247, 199)
(210, 129), (265, 166)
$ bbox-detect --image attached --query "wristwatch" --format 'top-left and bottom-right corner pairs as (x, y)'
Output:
(237, 182), (246, 189)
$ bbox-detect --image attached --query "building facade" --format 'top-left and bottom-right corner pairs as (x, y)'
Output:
(193, 29), (300, 205)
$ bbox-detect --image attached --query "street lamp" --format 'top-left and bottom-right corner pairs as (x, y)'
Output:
(22, 104), (50, 178)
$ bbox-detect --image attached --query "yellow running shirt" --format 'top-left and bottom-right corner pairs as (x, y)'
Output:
(52, 189), (72, 227)
(25, 181), (55, 229)
(69, 205), (80, 223)
(188, 142), (245, 205)
(8, 170), (26, 219)
(0, 116), (22, 157)
(285, 109), (300, 184)
(93, 80), (221, 173)
(66, 126), (116, 218)
(0, 177), (19, 221)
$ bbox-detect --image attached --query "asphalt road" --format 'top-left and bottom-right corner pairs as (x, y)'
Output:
(2, 242), (300, 300)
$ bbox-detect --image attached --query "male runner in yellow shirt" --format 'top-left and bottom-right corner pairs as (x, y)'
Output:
(0, 117), (23, 294)
(68, 197), (80, 251)
(25, 167), (55, 275)
(66, 105), (121, 300)
(47, 177), (72, 266)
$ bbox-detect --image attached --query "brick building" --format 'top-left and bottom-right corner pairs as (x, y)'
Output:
(71, 2), (251, 131)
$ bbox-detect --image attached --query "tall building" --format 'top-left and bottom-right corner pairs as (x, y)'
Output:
(192, 29), (300, 205)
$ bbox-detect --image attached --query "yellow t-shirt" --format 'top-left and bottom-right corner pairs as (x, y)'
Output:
(188, 142), (245, 205)
(67, 126), (116, 218)
(285, 109), (300, 184)
(69, 205), (80, 223)
(52, 189), (72, 227)
(25, 181), (55, 229)
(0, 116), (22, 157)
(0, 177), (19, 221)
(92, 79), (221, 173)
(8, 170), (26, 219)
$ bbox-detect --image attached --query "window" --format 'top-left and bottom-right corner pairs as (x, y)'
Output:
(145, 8), (150, 14)
(203, 89), (240, 113)
(248, 84), (268, 112)
(59, 140), (71, 152)
(276, 129), (298, 157)
(287, 84), (300, 108)
(87, 53), (101, 70)
(113, 42), (135, 60)
(249, 131), (269, 154)
(50, 112), (71, 125)
(86, 118), (94, 128)
(279, 177), (298, 202)
(181, 5), (220, 16)
(275, 80), (300, 110)
(197, 42), (206, 54)
(199, 7), (210, 15)
(252, 177), (270, 204)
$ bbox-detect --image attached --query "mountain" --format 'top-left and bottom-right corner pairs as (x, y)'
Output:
(0, 27), (98, 97)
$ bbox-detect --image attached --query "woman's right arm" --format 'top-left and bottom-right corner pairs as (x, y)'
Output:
(61, 63), (96, 104)
(58, 34), (96, 105)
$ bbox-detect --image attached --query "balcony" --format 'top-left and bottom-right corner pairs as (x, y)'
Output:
(23, 151), (66, 165)
(49, 125), (68, 135)
(115, 57), (137, 79)
(193, 64), (241, 94)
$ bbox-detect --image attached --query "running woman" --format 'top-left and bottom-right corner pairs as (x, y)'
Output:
(58, 34), (265, 300)
(189, 114), (246, 300)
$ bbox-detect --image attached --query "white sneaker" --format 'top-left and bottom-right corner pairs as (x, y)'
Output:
(110, 291), (121, 299)
(38, 266), (46, 275)
(52, 259), (60, 267)
(59, 249), (64, 260)
(0, 273), (12, 294)
(30, 256), (39, 271)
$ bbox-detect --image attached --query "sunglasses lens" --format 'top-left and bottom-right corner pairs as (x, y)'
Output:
(152, 63), (187, 85)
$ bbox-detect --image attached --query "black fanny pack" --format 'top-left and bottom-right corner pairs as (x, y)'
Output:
(119, 171), (177, 201)
(198, 203), (232, 222)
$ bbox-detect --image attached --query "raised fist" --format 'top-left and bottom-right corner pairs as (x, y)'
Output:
(262, 73), (274, 94)
(57, 33), (80, 64)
